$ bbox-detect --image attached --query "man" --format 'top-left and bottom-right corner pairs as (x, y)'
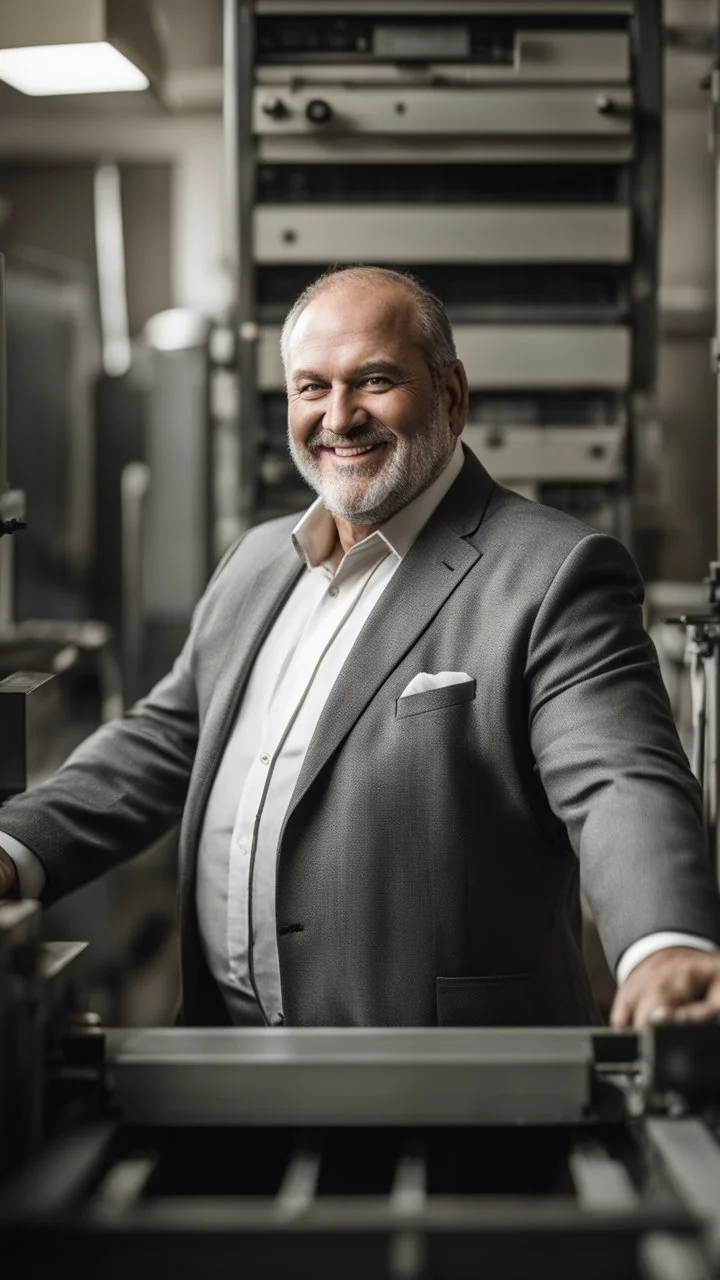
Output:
(2, 264), (720, 1030)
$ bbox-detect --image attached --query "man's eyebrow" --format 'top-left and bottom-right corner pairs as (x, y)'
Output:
(291, 368), (327, 385)
(351, 360), (405, 380)
(291, 360), (405, 385)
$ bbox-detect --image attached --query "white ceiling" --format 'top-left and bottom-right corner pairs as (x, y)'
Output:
(0, 0), (222, 117)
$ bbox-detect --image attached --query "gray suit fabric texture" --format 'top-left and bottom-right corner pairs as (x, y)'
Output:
(2, 445), (719, 1027)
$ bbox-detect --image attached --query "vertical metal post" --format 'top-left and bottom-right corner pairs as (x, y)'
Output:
(713, 4), (720, 879)
(0, 254), (13, 632)
(223, 0), (258, 535)
(0, 254), (7, 499)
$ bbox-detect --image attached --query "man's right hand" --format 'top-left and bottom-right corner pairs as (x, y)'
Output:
(0, 845), (18, 898)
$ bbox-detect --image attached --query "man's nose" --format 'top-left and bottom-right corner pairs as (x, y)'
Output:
(322, 385), (368, 435)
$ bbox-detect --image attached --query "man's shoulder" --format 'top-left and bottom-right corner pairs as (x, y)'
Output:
(483, 480), (612, 558)
(214, 510), (304, 574)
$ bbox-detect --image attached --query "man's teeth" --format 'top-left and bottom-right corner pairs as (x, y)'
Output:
(332, 444), (378, 457)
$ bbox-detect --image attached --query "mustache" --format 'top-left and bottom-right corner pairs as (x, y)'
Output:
(308, 429), (393, 451)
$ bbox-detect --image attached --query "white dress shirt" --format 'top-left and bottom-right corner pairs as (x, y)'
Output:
(3, 438), (716, 1015)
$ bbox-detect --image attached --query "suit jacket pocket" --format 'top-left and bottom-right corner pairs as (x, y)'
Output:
(436, 973), (537, 1027)
(396, 679), (476, 719)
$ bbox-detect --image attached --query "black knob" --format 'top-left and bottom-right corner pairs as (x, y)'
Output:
(595, 95), (615, 115)
(261, 96), (286, 120)
(306, 98), (332, 124)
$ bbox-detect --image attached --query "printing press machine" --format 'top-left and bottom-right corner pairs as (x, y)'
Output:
(4, 901), (720, 1279)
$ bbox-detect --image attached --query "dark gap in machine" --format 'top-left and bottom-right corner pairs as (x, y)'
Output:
(257, 265), (628, 322)
(257, 164), (623, 206)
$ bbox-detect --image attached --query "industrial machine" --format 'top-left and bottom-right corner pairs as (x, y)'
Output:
(222, 0), (662, 542)
(4, 901), (720, 1279)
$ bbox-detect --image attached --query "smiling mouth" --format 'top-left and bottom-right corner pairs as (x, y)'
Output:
(320, 442), (387, 459)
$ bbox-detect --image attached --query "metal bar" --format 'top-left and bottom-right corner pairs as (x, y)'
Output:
(252, 87), (634, 139)
(568, 1143), (638, 1211)
(462, 425), (626, 483)
(275, 1149), (321, 1220)
(646, 1119), (720, 1251)
(225, 0), (259, 534)
(0, 1122), (118, 1219)
(0, 253), (6, 497)
(256, 2), (634, 14)
(388, 1147), (428, 1278)
(639, 1233), (715, 1280)
(106, 1027), (593, 1126)
(102, 1195), (692, 1235)
(254, 205), (632, 265)
(87, 1155), (158, 1221)
(255, 32), (630, 85)
(259, 324), (632, 392)
(93, 162), (131, 378)
(628, 0), (663, 393)
(390, 1150), (427, 1217)
(120, 461), (151, 704)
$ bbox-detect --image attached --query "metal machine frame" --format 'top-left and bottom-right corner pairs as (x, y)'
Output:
(220, 0), (663, 543)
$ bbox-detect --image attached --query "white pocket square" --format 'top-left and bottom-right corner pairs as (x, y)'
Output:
(399, 671), (474, 699)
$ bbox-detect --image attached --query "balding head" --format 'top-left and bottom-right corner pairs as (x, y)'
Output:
(281, 265), (457, 390)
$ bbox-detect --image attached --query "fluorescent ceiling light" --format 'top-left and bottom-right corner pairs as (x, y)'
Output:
(0, 41), (149, 95)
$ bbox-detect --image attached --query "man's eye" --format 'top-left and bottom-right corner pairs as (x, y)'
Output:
(300, 383), (324, 395)
(360, 376), (391, 389)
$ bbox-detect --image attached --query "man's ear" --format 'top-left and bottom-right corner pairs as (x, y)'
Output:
(444, 360), (469, 437)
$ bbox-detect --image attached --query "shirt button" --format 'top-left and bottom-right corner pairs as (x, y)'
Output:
(260, 752), (270, 765)
(271, 1011), (284, 1027)
(328, 585), (339, 598)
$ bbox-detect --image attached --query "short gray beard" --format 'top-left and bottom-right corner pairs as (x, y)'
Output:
(288, 400), (453, 525)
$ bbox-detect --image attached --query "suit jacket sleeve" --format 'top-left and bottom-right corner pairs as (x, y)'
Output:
(0, 538), (244, 906)
(526, 532), (720, 971)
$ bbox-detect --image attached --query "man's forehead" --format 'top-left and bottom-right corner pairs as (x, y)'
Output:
(288, 284), (417, 364)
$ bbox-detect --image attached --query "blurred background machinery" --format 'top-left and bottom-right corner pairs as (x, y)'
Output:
(231, 0), (661, 545)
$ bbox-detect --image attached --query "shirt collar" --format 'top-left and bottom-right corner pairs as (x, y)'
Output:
(292, 437), (465, 570)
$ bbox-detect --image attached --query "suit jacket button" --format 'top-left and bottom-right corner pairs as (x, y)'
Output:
(271, 1011), (284, 1027)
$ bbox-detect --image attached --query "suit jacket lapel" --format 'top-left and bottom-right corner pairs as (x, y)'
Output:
(180, 541), (304, 900)
(281, 446), (495, 835)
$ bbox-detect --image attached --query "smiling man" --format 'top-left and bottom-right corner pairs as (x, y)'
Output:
(1, 264), (720, 1031)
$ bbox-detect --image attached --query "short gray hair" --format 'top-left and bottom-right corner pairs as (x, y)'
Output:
(279, 265), (457, 390)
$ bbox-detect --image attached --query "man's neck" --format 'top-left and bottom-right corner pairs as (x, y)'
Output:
(327, 517), (381, 572)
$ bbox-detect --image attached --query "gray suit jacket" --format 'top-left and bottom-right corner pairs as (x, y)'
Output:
(2, 446), (719, 1026)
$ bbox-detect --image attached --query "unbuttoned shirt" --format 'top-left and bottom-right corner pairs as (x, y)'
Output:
(2, 438), (716, 1015)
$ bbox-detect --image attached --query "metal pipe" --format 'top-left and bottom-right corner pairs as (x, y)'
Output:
(0, 254), (7, 497)
(120, 461), (151, 705)
(223, 0), (257, 535)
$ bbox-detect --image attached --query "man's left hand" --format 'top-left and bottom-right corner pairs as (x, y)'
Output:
(611, 946), (720, 1029)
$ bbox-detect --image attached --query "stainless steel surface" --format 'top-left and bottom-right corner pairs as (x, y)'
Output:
(0, 671), (60, 802)
(463, 425), (626, 482)
(255, 32), (630, 85)
(639, 1233), (715, 1280)
(252, 87), (634, 139)
(254, 205), (632, 265)
(257, 1), (634, 15)
(0, 255), (6, 498)
(106, 1027), (593, 1126)
(258, 325), (631, 392)
(568, 1143), (638, 1211)
(647, 1118), (720, 1250)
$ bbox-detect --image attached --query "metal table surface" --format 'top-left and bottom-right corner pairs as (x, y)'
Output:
(105, 1027), (600, 1126)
